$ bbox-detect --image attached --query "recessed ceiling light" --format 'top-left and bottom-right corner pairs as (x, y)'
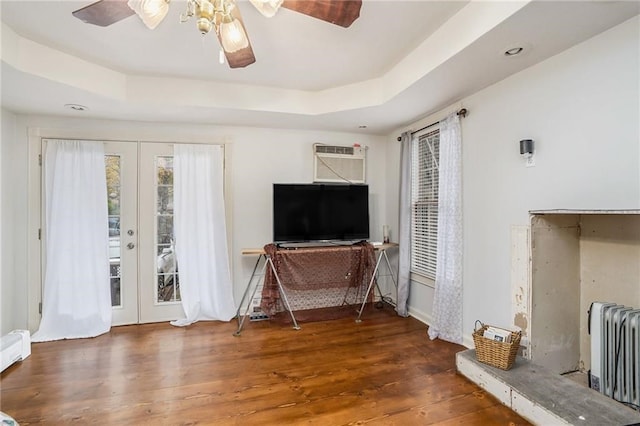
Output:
(504, 47), (524, 57)
(64, 103), (89, 111)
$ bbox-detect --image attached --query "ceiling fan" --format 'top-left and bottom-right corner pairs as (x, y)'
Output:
(72, 0), (362, 69)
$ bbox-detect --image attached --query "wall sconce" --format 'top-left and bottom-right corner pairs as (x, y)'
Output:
(520, 139), (535, 167)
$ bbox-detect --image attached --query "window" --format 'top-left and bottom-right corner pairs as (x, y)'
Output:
(411, 128), (440, 280)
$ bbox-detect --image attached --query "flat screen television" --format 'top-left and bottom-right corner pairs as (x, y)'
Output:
(273, 183), (369, 243)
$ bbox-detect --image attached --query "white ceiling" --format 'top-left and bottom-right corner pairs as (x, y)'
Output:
(1, 0), (639, 135)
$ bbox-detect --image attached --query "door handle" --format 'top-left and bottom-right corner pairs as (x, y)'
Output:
(127, 242), (135, 250)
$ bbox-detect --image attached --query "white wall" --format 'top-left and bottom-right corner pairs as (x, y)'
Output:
(1, 108), (24, 334)
(0, 113), (387, 331)
(227, 127), (388, 296)
(386, 16), (640, 346)
(1, 109), (9, 334)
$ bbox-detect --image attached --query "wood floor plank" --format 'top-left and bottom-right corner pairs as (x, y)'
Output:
(0, 306), (530, 425)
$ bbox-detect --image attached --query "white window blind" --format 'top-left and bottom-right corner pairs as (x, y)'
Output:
(411, 129), (439, 279)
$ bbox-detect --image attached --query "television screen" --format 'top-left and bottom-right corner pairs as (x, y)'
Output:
(273, 184), (369, 243)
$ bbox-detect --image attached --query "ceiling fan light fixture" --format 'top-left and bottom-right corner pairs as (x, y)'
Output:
(249, 0), (283, 18)
(127, 0), (169, 30)
(72, 0), (362, 69)
(197, 0), (215, 21)
(219, 15), (249, 53)
(197, 17), (213, 34)
(195, 0), (216, 33)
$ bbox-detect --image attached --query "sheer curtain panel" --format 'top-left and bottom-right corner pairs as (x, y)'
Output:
(428, 113), (463, 344)
(32, 140), (112, 342)
(397, 131), (413, 317)
(171, 144), (236, 326)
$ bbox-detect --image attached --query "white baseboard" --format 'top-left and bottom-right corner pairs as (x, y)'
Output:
(462, 333), (474, 349)
(407, 306), (474, 349)
(407, 305), (433, 326)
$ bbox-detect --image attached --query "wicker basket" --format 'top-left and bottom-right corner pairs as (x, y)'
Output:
(472, 321), (522, 370)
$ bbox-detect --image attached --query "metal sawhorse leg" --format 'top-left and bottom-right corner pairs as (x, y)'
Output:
(233, 254), (300, 336)
(355, 248), (398, 322)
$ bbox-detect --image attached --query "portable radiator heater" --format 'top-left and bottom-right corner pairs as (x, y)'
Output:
(589, 302), (640, 408)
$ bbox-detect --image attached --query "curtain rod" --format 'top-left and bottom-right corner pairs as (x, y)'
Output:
(396, 108), (467, 141)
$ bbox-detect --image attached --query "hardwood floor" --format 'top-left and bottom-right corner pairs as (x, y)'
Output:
(1, 306), (530, 425)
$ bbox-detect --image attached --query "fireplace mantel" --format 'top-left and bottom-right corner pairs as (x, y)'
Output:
(530, 209), (640, 215)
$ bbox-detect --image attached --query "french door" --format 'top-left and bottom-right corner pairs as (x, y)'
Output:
(104, 141), (184, 325)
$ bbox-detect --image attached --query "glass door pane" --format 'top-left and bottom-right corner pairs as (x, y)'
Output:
(106, 155), (122, 307)
(104, 141), (139, 326)
(139, 143), (184, 323)
(156, 156), (180, 303)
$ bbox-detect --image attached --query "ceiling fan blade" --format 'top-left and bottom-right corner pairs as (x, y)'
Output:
(216, 6), (256, 68)
(72, 0), (135, 27)
(281, 0), (362, 28)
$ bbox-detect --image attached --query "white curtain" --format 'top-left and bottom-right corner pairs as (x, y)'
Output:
(32, 140), (112, 342)
(428, 113), (463, 344)
(171, 144), (236, 326)
(397, 131), (413, 317)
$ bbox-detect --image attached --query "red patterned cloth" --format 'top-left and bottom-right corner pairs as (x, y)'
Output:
(260, 242), (376, 317)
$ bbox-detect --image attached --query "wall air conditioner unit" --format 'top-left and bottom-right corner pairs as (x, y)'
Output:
(1, 330), (31, 373)
(313, 144), (366, 183)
